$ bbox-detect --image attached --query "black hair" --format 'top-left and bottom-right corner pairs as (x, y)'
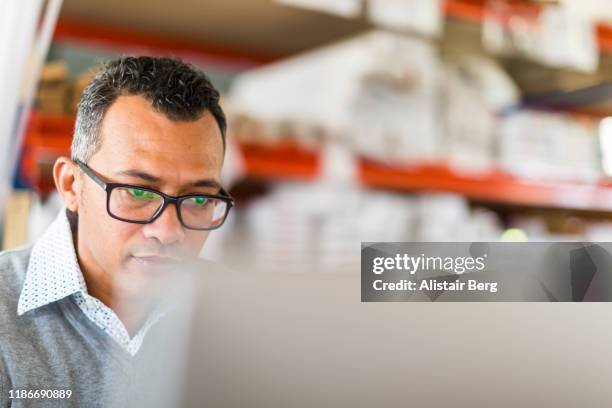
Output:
(72, 56), (226, 161)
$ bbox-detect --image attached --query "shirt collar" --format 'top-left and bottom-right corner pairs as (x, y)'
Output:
(18, 209), (87, 315)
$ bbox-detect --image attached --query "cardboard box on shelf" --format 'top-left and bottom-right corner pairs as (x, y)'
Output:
(36, 83), (69, 114)
(36, 60), (70, 115)
(40, 60), (69, 83)
(498, 110), (601, 182)
(231, 30), (442, 164)
(441, 55), (519, 173)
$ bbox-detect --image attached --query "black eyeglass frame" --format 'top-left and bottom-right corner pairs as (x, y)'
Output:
(75, 159), (234, 231)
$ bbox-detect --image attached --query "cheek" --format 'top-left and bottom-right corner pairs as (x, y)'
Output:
(81, 205), (141, 259)
(185, 231), (210, 254)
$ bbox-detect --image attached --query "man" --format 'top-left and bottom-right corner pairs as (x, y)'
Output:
(0, 56), (233, 407)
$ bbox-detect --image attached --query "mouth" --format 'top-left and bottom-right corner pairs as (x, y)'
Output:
(129, 255), (181, 267)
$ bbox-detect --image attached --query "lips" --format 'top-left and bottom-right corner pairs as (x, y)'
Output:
(130, 255), (181, 267)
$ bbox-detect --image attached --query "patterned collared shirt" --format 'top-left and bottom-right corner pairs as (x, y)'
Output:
(17, 210), (162, 356)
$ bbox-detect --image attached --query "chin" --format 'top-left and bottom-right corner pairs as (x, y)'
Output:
(115, 263), (175, 301)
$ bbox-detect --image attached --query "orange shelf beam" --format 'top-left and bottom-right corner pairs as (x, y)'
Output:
(239, 143), (320, 181)
(360, 159), (612, 212)
(444, 0), (487, 24)
(27, 111), (74, 134)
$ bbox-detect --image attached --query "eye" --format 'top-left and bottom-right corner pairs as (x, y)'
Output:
(187, 197), (208, 207)
(192, 196), (208, 206)
(127, 188), (158, 201)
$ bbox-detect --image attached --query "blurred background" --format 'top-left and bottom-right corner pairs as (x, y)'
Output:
(4, 0), (612, 273)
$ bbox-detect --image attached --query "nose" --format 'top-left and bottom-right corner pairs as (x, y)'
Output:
(141, 202), (185, 245)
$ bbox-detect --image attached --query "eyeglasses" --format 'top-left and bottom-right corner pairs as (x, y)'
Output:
(75, 160), (234, 231)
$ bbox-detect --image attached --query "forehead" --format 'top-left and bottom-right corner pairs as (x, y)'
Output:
(91, 95), (223, 178)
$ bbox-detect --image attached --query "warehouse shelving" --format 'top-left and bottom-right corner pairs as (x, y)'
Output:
(20, 0), (612, 212)
(22, 111), (612, 212)
(53, 2), (612, 61)
(51, 1), (612, 117)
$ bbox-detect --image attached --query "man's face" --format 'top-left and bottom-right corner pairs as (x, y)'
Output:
(75, 95), (224, 300)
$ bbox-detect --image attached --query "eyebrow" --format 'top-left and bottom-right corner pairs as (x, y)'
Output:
(115, 169), (221, 190)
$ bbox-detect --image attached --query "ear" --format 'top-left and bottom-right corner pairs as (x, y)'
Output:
(53, 156), (80, 212)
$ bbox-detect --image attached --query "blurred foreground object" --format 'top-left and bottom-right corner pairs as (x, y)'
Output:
(152, 264), (612, 407)
(0, 0), (62, 222)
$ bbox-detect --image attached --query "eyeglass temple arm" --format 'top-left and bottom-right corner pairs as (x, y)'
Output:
(74, 160), (107, 190)
(219, 187), (234, 205)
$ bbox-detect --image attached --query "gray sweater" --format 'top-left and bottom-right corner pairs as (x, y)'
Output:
(0, 246), (179, 408)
